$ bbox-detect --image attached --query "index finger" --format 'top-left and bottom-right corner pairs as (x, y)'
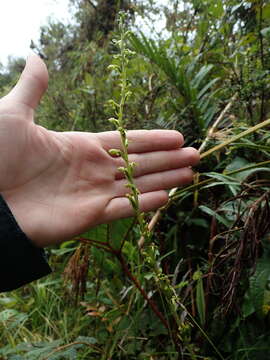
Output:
(97, 130), (184, 154)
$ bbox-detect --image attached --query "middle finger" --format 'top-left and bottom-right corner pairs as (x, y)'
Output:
(113, 147), (199, 180)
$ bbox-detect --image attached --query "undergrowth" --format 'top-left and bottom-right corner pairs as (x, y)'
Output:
(1, 1), (270, 359)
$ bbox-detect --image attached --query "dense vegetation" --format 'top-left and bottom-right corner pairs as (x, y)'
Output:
(1, 0), (270, 358)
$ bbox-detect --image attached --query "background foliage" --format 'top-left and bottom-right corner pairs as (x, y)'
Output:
(1, 0), (270, 359)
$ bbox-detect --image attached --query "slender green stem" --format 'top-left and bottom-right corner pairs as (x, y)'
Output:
(200, 118), (270, 159)
(172, 159), (270, 200)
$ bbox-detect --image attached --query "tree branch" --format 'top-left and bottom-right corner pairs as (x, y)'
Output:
(86, 0), (97, 10)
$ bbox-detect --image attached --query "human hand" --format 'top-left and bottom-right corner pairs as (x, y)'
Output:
(0, 55), (199, 247)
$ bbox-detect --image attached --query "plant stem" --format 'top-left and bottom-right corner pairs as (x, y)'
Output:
(200, 118), (270, 159)
(172, 159), (270, 200)
(115, 251), (170, 330)
(199, 93), (238, 154)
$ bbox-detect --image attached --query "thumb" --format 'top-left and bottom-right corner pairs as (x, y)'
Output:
(7, 54), (49, 109)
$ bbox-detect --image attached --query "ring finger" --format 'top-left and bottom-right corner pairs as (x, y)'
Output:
(115, 167), (194, 196)
(113, 147), (199, 180)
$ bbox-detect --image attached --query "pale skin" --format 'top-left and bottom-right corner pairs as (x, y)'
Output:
(0, 55), (199, 247)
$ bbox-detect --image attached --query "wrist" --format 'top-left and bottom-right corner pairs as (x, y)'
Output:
(0, 193), (51, 291)
(0, 192), (42, 248)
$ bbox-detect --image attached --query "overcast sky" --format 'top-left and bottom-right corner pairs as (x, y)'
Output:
(0, 0), (71, 66)
(0, 0), (169, 68)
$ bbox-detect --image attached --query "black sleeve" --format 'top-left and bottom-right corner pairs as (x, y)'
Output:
(0, 195), (52, 292)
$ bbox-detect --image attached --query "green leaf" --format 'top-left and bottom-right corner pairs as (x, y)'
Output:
(203, 172), (241, 195)
(225, 157), (252, 181)
(199, 205), (231, 227)
(193, 270), (206, 325)
(85, 218), (133, 250)
(250, 258), (270, 319)
(191, 65), (213, 89)
(262, 3), (270, 19)
(0, 309), (28, 329)
(197, 77), (220, 100)
(261, 27), (270, 37)
(210, 0), (224, 17)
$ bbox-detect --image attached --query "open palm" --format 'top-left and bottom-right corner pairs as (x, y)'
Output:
(0, 55), (199, 247)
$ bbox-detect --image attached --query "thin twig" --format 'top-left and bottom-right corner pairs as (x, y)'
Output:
(86, 0), (97, 10)
(199, 93), (238, 153)
(200, 118), (270, 159)
(138, 209), (162, 248)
